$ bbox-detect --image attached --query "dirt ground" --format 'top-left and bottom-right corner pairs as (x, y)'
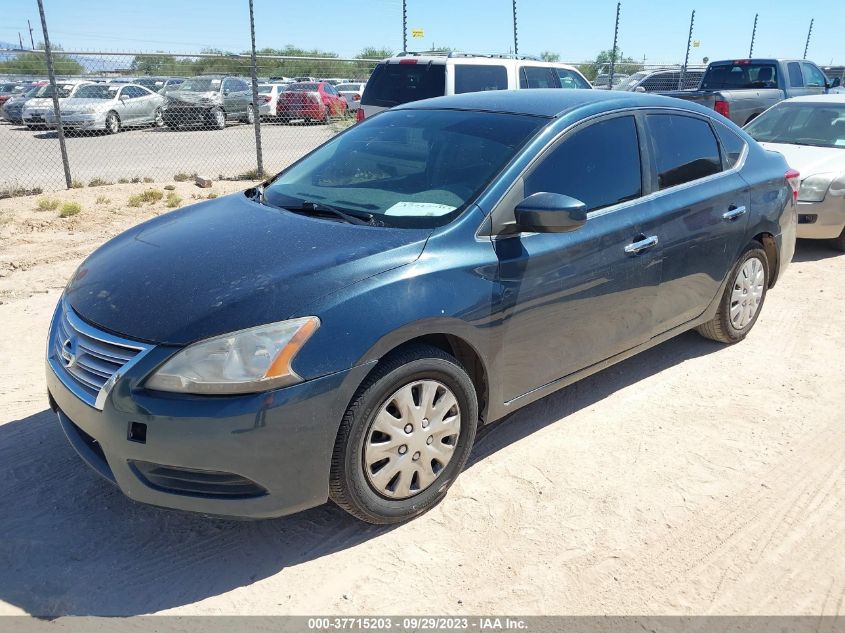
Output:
(0, 182), (843, 617)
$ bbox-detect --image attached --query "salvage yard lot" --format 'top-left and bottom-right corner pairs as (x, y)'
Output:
(0, 182), (843, 616)
(0, 120), (334, 193)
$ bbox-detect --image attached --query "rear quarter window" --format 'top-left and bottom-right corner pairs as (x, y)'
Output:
(361, 62), (446, 107)
(454, 65), (508, 94)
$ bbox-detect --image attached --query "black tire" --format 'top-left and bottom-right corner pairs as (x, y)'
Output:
(697, 243), (769, 344)
(105, 111), (120, 135)
(153, 107), (164, 127)
(210, 107), (226, 130)
(242, 104), (255, 124)
(329, 344), (478, 524)
(833, 226), (845, 253)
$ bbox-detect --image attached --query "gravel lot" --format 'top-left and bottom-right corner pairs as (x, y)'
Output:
(0, 183), (843, 617)
(0, 119), (336, 193)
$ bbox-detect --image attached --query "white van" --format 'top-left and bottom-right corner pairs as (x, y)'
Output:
(358, 52), (591, 121)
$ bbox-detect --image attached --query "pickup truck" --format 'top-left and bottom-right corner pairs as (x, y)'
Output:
(662, 58), (841, 126)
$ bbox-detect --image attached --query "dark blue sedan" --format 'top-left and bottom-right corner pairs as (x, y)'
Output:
(47, 90), (798, 524)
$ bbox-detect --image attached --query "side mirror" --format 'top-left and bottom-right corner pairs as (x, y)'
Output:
(119, 94), (127, 101)
(634, 86), (646, 93)
(513, 192), (587, 233)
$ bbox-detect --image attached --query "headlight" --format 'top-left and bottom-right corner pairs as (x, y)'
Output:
(798, 174), (834, 202)
(145, 317), (320, 394)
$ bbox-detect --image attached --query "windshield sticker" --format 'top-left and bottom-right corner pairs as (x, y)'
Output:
(211, 79), (221, 85)
(384, 201), (457, 217)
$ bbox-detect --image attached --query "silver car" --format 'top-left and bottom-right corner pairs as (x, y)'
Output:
(45, 83), (165, 134)
(22, 81), (93, 129)
(745, 94), (845, 250)
(336, 82), (366, 111)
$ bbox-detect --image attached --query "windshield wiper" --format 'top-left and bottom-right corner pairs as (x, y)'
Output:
(284, 201), (375, 226)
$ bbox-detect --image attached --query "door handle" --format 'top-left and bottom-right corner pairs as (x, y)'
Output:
(722, 205), (747, 221)
(624, 235), (659, 255)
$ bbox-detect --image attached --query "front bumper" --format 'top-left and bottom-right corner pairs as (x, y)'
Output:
(796, 197), (845, 240)
(161, 106), (214, 126)
(45, 113), (104, 130)
(46, 311), (372, 519)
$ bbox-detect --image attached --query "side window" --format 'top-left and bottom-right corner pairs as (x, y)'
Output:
(122, 86), (141, 99)
(525, 116), (642, 212)
(647, 114), (722, 189)
(713, 122), (747, 169)
(555, 69), (590, 90)
(519, 66), (560, 89)
(236, 79), (250, 91)
(454, 65), (508, 94)
(788, 62), (804, 87)
(802, 63), (826, 88)
(222, 79), (235, 92)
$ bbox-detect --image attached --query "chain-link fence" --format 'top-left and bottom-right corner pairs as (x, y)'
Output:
(0, 51), (379, 195)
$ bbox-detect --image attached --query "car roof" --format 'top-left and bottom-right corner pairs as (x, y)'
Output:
(394, 88), (710, 118)
(780, 94), (845, 105)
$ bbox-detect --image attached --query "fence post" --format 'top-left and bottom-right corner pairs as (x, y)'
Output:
(803, 18), (813, 60)
(36, 0), (72, 189)
(247, 0), (264, 179)
(609, 2), (621, 89)
(680, 9), (695, 90)
(749, 13), (758, 58)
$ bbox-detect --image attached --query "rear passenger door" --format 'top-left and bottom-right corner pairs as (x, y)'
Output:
(642, 112), (751, 333)
(494, 114), (661, 401)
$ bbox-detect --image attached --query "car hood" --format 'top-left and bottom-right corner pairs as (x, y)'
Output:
(58, 98), (114, 110)
(760, 142), (845, 178)
(66, 193), (430, 345)
(166, 91), (220, 104)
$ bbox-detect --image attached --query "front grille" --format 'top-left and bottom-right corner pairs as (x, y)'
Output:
(48, 300), (153, 409)
(130, 461), (267, 499)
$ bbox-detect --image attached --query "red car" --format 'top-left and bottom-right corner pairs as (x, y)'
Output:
(277, 81), (347, 124)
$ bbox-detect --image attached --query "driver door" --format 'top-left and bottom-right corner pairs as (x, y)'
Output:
(493, 114), (661, 401)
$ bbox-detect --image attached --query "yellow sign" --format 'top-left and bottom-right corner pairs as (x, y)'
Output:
(693, 40), (701, 47)
(411, 28), (424, 38)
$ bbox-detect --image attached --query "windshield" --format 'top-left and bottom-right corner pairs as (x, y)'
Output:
(336, 83), (360, 92)
(135, 78), (164, 89)
(74, 84), (119, 99)
(33, 83), (77, 98)
(177, 78), (221, 92)
(701, 62), (778, 90)
(614, 71), (649, 90)
(745, 102), (845, 149)
(288, 83), (319, 92)
(361, 62), (446, 108)
(264, 109), (545, 229)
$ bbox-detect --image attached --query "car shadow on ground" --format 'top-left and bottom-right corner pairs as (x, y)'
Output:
(793, 239), (843, 263)
(0, 331), (720, 616)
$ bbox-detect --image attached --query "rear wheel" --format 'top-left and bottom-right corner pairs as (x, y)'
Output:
(697, 243), (769, 343)
(105, 111), (120, 135)
(329, 345), (478, 524)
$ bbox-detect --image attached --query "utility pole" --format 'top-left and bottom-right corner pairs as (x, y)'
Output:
(680, 9), (695, 90)
(512, 0), (519, 56)
(749, 13), (758, 58)
(608, 2), (621, 89)
(35, 0), (72, 189)
(18, 32), (24, 49)
(27, 19), (35, 48)
(247, 0), (263, 178)
(402, 0), (407, 52)
(803, 18), (813, 59)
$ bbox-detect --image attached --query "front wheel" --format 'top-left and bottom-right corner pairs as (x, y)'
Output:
(105, 111), (120, 135)
(243, 104), (255, 124)
(833, 226), (845, 252)
(697, 243), (769, 343)
(329, 345), (478, 524)
(153, 107), (164, 127)
(210, 107), (226, 130)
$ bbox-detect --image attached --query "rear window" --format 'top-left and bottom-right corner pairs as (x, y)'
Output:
(258, 85), (273, 94)
(336, 84), (360, 92)
(454, 65), (508, 94)
(361, 62), (446, 108)
(288, 83), (319, 92)
(556, 68), (590, 89)
(701, 62), (778, 90)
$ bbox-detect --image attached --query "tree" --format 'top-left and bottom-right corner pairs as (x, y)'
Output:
(131, 53), (180, 75)
(0, 42), (83, 76)
(358, 47), (394, 60)
(578, 48), (642, 81)
(540, 51), (560, 62)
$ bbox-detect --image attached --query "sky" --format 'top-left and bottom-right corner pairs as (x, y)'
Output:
(2, 0), (843, 66)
